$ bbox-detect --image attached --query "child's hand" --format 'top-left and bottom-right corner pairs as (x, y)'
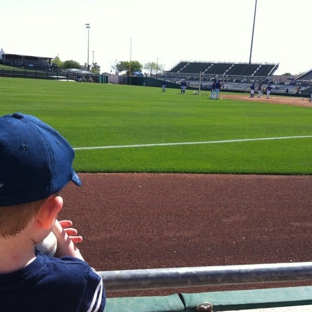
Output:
(52, 220), (84, 260)
(58, 220), (83, 244)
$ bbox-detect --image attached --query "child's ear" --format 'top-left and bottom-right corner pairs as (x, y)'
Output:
(36, 196), (63, 229)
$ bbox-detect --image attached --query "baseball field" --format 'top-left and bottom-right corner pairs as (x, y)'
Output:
(1, 77), (312, 298)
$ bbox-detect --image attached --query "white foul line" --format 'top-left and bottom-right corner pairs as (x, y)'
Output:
(73, 135), (312, 151)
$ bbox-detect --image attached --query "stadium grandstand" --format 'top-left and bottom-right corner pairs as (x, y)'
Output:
(0, 50), (105, 82)
(1, 52), (53, 70)
(156, 61), (312, 95)
(294, 68), (312, 82)
(164, 61), (279, 82)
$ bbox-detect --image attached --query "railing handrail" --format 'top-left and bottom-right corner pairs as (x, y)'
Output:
(99, 262), (312, 292)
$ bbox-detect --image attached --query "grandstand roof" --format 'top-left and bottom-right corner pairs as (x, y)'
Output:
(2, 53), (53, 62)
(295, 68), (312, 81)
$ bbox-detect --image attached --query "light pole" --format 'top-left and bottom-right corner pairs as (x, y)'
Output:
(85, 23), (90, 70)
(92, 51), (94, 65)
(249, 0), (257, 64)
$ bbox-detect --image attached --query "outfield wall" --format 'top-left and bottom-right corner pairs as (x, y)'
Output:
(0, 68), (108, 83)
(124, 76), (196, 89)
(123, 76), (310, 97)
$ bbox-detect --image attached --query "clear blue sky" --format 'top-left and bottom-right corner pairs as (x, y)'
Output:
(1, 0), (310, 75)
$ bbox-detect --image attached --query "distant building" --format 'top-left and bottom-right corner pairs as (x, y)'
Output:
(1, 49), (53, 70)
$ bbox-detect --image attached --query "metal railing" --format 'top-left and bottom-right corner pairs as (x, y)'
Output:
(99, 262), (312, 292)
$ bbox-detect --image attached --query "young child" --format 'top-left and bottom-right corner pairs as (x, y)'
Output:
(0, 113), (105, 312)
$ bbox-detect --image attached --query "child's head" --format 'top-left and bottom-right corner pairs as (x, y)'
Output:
(0, 113), (81, 236)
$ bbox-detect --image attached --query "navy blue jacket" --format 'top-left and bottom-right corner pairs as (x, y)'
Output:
(0, 255), (105, 312)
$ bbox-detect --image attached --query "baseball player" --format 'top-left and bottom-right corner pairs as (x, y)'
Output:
(180, 79), (187, 94)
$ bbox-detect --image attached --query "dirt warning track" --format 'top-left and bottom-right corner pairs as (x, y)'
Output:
(60, 173), (312, 297)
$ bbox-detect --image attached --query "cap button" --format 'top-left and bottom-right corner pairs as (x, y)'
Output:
(12, 113), (24, 119)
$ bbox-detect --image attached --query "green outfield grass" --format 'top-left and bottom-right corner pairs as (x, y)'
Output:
(0, 77), (312, 174)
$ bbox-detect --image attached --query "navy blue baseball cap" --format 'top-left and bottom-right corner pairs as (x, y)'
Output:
(0, 112), (81, 206)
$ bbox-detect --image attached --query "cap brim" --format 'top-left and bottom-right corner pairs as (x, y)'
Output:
(72, 171), (82, 186)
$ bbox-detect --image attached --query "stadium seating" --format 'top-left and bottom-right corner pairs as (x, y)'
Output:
(166, 61), (279, 81)
(295, 69), (312, 81)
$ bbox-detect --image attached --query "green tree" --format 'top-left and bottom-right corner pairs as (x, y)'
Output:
(52, 56), (63, 70)
(62, 60), (81, 69)
(116, 60), (142, 75)
(144, 62), (163, 75)
(91, 62), (101, 74)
